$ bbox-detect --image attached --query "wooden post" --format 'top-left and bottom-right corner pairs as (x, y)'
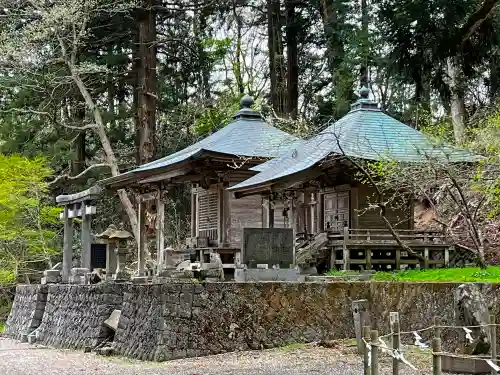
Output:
(343, 226), (350, 270)
(80, 202), (91, 270)
(371, 330), (379, 375)
(267, 199), (274, 228)
(62, 204), (74, 283)
(156, 195), (165, 274)
(137, 198), (146, 276)
(434, 316), (442, 338)
(433, 316), (442, 375)
(395, 248), (401, 270)
(190, 187), (197, 237)
(432, 337), (442, 375)
(424, 247), (429, 268)
(363, 326), (371, 375)
(217, 183), (224, 246)
(491, 314), (497, 375)
(390, 312), (400, 375)
(353, 300), (371, 354)
(366, 248), (372, 270)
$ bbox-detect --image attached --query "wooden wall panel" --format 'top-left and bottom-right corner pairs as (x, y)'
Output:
(356, 184), (411, 229)
(228, 194), (263, 247)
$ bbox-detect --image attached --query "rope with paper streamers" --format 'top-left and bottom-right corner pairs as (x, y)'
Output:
(367, 320), (500, 373)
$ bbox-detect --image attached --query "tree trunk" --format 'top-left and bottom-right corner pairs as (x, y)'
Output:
(285, 0), (298, 119)
(71, 103), (86, 176)
(267, 0), (286, 116)
(71, 69), (138, 236)
(360, 0), (368, 88)
(318, 0), (352, 116)
(136, 0), (157, 165)
(233, 0), (244, 95)
(447, 56), (467, 144)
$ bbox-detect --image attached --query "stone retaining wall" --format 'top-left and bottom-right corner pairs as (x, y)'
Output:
(6, 281), (500, 361)
(4, 285), (47, 340)
(36, 283), (125, 349)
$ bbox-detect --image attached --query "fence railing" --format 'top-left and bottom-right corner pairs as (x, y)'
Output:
(363, 313), (500, 375)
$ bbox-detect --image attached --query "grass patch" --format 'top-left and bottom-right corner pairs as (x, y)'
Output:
(0, 321), (5, 333)
(279, 343), (308, 351)
(325, 270), (361, 276)
(372, 266), (500, 282)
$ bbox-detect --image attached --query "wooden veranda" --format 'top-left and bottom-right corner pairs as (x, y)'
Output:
(295, 227), (463, 272)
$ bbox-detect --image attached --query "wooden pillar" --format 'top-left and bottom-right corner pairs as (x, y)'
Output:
(62, 204), (74, 283)
(217, 184), (225, 247)
(190, 186), (197, 237)
(222, 183), (231, 247)
(310, 193), (316, 234)
(156, 194), (165, 274)
(267, 198), (274, 228)
(351, 186), (359, 229)
(137, 198), (146, 276)
(80, 201), (91, 270)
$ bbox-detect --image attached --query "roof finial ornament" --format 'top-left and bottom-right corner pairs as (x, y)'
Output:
(240, 94), (254, 109)
(359, 86), (370, 99)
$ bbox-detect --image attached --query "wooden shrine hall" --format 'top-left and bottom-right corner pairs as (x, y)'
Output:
(96, 94), (300, 277)
(59, 90), (481, 279)
(228, 87), (481, 272)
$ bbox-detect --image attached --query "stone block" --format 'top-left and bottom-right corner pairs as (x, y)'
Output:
(103, 310), (121, 331)
(27, 332), (36, 344)
(69, 275), (86, 285)
(132, 276), (149, 284)
(234, 268), (300, 282)
(71, 268), (90, 276)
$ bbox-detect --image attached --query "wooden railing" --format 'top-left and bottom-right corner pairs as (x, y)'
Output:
(326, 228), (449, 246)
(294, 227), (456, 271)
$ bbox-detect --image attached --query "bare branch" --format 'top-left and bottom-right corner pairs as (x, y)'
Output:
(48, 163), (111, 186)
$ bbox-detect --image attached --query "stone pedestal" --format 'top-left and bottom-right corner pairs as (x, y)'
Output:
(113, 246), (129, 281)
(41, 269), (61, 284)
(105, 243), (117, 279)
(69, 268), (90, 284)
(132, 276), (149, 284)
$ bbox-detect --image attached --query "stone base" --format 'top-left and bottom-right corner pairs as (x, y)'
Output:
(132, 276), (149, 284)
(69, 268), (90, 285)
(41, 269), (61, 284)
(234, 268), (301, 282)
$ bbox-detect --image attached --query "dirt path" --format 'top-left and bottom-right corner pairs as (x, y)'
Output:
(0, 338), (432, 375)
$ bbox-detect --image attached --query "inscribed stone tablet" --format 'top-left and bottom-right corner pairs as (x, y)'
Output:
(242, 228), (294, 268)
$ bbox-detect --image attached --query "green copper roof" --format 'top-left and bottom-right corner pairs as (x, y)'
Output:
(229, 88), (482, 192)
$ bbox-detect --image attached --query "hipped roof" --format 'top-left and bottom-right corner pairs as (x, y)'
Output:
(99, 95), (299, 188)
(229, 87), (482, 193)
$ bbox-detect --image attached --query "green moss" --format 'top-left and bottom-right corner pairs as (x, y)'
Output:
(372, 267), (500, 282)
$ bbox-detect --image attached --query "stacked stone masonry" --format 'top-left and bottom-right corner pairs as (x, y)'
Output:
(36, 283), (125, 349)
(6, 282), (500, 361)
(5, 285), (47, 340)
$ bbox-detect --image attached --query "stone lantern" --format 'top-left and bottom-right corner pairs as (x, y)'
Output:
(109, 229), (133, 281)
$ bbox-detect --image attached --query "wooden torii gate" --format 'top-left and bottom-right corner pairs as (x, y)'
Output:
(56, 186), (101, 283)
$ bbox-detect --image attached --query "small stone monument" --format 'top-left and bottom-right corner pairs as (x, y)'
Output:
(200, 252), (225, 281)
(454, 283), (491, 354)
(236, 228), (299, 282)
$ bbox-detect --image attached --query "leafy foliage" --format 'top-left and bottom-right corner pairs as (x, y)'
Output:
(0, 155), (61, 282)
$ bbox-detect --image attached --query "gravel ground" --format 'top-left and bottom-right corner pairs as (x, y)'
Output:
(0, 338), (433, 375)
